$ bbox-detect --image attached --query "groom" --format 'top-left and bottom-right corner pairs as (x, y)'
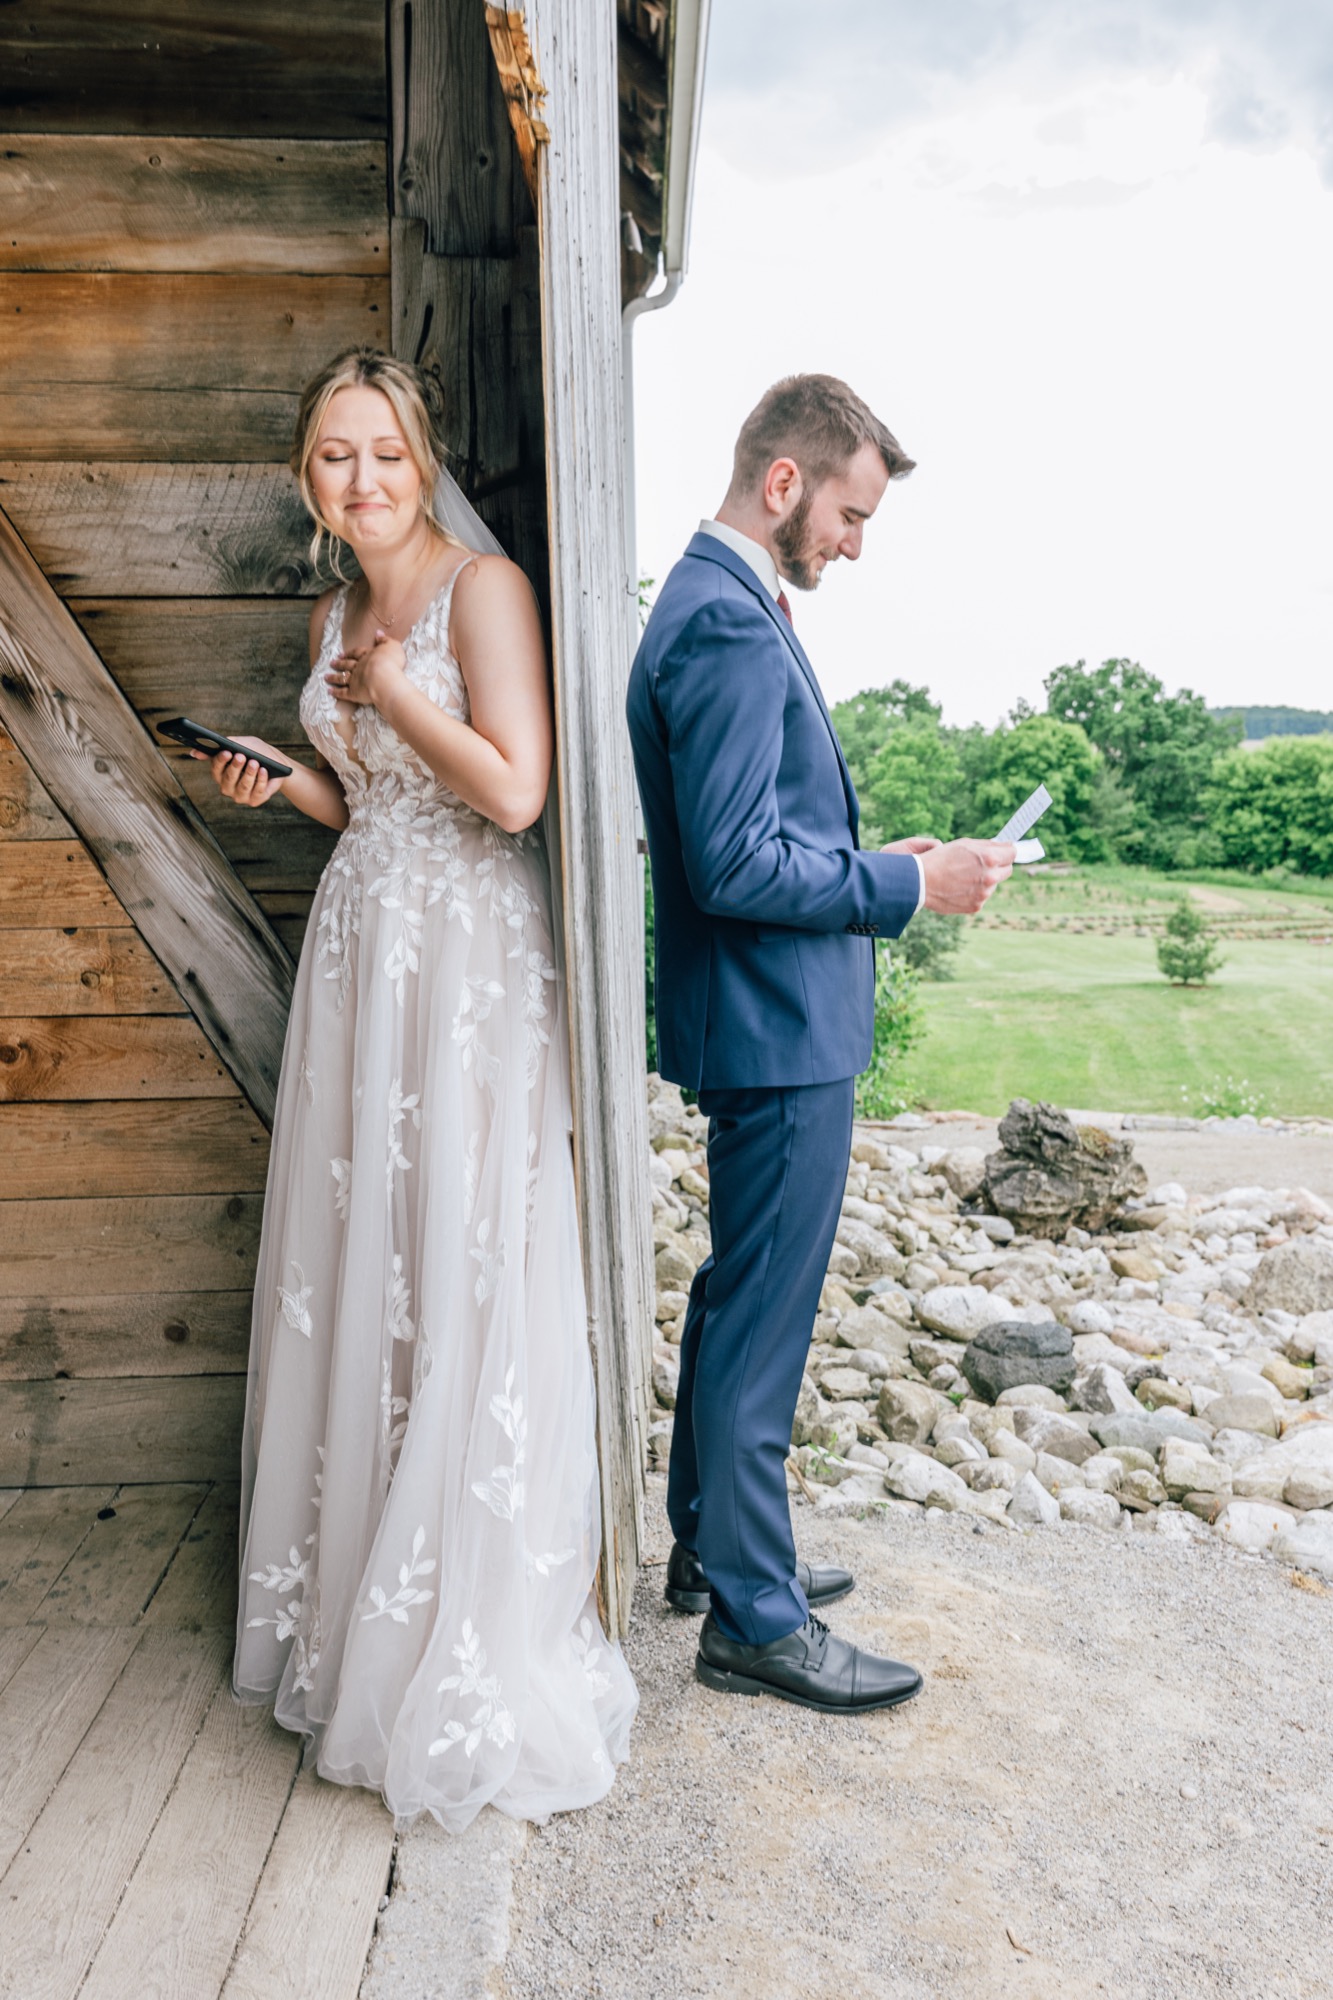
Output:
(627, 374), (1013, 1711)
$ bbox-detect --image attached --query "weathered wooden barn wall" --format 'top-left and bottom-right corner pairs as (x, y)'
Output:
(0, 1), (389, 1485)
(525, 0), (656, 1633)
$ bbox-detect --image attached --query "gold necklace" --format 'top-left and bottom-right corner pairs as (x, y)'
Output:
(365, 565), (432, 630)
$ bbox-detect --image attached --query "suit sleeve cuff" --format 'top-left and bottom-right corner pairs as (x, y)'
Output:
(913, 854), (926, 916)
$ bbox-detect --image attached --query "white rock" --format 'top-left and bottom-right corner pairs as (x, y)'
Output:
(817, 1364), (874, 1402)
(1210, 1426), (1279, 1467)
(957, 1488), (1013, 1525)
(1238, 1424), (1333, 1482)
(841, 1346), (897, 1379)
(651, 1346), (680, 1409)
(1066, 1299), (1117, 1336)
(812, 1473), (894, 1513)
(1071, 1362), (1139, 1416)
(1080, 1450), (1127, 1494)
(988, 1429), (1038, 1473)
(1034, 1451), (1087, 1494)
(1284, 1468), (1333, 1511)
(835, 1216), (905, 1278)
(1058, 1488), (1123, 1531)
(1231, 1457), (1289, 1502)
(935, 1146), (988, 1201)
(1010, 1409), (1100, 1464)
(1152, 1506), (1211, 1541)
(971, 1458), (1018, 1493)
(1220, 1365), (1283, 1406)
(996, 1384), (1067, 1410)
(1070, 1331), (1135, 1374)
(1153, 1182), (1188, 1208)
(1271, 1512), (1333, 1580)
(934, 1433), (988, 1468)
(1214, 1499), (1298, 1553)
(915, 1285), (1013, 1342)
(845, 1442), (890, 1472)
(882, 1451), (970, 1510)
(1286, 1310), (1333, 1367)
(1007, 1472), (1061, 1527)
(1160, 1439), (1232, 1500)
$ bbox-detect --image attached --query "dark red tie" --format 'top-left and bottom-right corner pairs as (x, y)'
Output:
(776, 589), (793, 625)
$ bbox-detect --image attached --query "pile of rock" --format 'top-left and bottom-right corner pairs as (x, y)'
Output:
(646, 1076), (1333, 1583)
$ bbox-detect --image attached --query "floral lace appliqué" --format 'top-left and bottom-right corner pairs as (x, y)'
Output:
(429, 1620), (516, 1758)
(277, 1263), (314, 1338)
(361, 1524), (436, 1624)
(471, 1365), (526, 1520)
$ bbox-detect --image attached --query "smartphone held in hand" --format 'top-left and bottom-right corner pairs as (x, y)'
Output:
(157, 718), (293, 780)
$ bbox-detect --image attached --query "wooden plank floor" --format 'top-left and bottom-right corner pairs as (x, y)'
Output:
(0, 1483), (394, 1999)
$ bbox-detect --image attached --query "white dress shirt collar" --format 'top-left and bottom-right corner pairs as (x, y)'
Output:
(697, 519), (782, 601)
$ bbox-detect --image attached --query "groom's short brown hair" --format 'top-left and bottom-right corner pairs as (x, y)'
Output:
(731, 374), (915, 495)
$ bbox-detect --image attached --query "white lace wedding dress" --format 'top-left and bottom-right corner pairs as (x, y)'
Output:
(232, 571), (637, 1830)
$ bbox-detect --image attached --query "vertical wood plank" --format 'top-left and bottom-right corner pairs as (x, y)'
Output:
(78, 1682), (301, 2000)
(144, 1481), (240, 1630)
(37, 1483), (207, 1626)
(221, 1766), (394, 2000)
(524, 0), (654, 1635)
(0, 1625), (142, 1877)
(0, 1623), (42, 1697)
(0, 1630), (228, 2000)
(0, 1484), (113, 1623)
(388, 0), (549, 606)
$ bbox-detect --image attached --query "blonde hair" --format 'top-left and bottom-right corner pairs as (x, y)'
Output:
(291, 346), (465, 575)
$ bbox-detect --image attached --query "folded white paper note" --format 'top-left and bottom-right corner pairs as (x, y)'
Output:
(994, 784), (1052, 846)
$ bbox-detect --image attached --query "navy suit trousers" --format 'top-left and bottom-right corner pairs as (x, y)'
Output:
(666, 1077), (855, 1645)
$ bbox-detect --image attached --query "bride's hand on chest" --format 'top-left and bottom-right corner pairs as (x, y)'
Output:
(326, 632), (408, 710)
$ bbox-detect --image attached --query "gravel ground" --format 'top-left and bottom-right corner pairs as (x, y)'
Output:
(500, 1476), (1333, 2000)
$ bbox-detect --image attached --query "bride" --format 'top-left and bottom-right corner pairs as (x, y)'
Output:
(215, 345), (636, 1829)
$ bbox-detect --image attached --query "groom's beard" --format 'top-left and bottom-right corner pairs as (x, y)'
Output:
(773, 490), (820, 591)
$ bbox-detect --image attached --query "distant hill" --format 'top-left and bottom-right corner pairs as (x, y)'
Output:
(1210, 704), (1333, 739)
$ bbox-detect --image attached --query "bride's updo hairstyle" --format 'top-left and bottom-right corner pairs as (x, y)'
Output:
(291, 346), (464, 573)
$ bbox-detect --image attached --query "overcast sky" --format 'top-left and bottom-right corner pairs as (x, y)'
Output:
(630, 1), (1333, 726)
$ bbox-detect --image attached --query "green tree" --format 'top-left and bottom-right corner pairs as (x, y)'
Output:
(1044, 657), (1239, 866)
(831, 680), (941, 796)
(969, 713), (1107, 860)
(1204, 737), (1333, 876)
(859, 716), (961, 847)
(1156, 898), (1224, 985)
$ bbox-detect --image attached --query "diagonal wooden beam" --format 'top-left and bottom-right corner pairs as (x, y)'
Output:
(0, 503), (294, 1127)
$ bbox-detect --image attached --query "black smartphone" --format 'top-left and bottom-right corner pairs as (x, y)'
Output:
(157, 717), (293, 780)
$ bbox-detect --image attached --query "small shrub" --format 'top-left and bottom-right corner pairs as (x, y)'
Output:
(1156, 898), (1223, 986)
(896, 908), (965, 981)
(855, 948), (923, 1119)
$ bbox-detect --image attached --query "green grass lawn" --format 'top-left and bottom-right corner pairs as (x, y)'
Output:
(909, 866), (1333, 1117)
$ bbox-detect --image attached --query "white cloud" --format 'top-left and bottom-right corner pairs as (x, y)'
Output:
(707, 1), (1333, 181)
(632, 98), (1333, 727)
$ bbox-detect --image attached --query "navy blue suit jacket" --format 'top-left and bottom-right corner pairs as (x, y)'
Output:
(627, 533), (921, 1090)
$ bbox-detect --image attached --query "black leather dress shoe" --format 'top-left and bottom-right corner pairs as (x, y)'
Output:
(695, 1611), (922, 1713)
(663, 1541), (854, 1616)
